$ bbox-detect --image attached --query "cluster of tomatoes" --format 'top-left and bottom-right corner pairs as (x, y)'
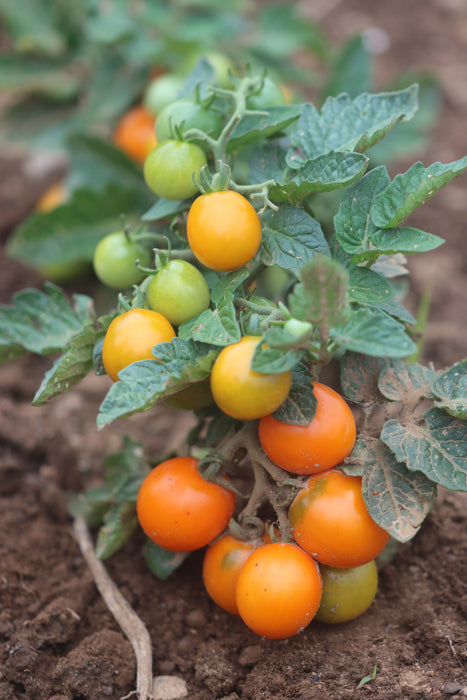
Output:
(136, 381), (390, 640)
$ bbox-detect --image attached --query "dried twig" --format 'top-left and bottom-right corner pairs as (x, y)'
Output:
(73, 517), (153, 700)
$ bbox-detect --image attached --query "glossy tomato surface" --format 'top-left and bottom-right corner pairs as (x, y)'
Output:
(145, 259), (210, 325)
(187, 191), (261, 271)
(258, 382), (356, 474)
(102, 308), (175, 382)
(289, 469), (390, 567)
(93, 231), (152, 289)
(136, 457), (236, 552)
(315, 561), (378, 624)
(203, 534), (257, 615)
(143, 139), (207, 200)
(235, 542), (322, 639)
(210, 336), (292, 420)
(113, 105), (158, 164)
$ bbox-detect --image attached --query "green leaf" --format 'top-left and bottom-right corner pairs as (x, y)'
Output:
(142, 197), (192, 222)
(323, 34), (372, 99)
(330, 308), (416, 358)
(269, 152), (369, 202)
(179, 294), (241, 347)
(96, 500), (139, 560)
(272, 363), (317, 425)
(0, 284), (94, 364)
(257, 205), (329, 270)
(347, 266), (394, 304)
(142, 539), (188, 580)
(368, 299), (415, 326)
(289, 255), (349, 327)
(378, 359), (435, 402)
(210, 269), (249, 306)
(97, 338), (219, 428)
(360, 441), (436, 542)
(287, 86), (418, 165)
(7, 185), (144, 267)
(0, 0), (70, 56)
(251, 335), (304, 374)
(431, 359), (467, 419)
(340, 352), (386, 403)
(334, 166), (391, 255)
(0, 55), (80, 99)
(32, 317), (112, 405)
(372, 227), (444, 254)
(381, 408), (467, 491)
(372, 156), (467, 228)
(227, 104), (301, 152)
(248, 141), (287, 186)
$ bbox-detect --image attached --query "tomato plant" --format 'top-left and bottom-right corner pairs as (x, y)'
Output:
(315, 561), (378, 624)
(143, 139), (207, 200)
(258, 382), (356, 474)
(202, 533), (257, 615)
(113, 105), (158, 164)
(235, 542), (323, 639)
(145, 259), (210, 326)
(187, 190), (262, 271)
(102, 308), (175, 382)
(136, 456), (236, 552)
(93, 231), (152, 289)
(289, 469), (390, 567)
(156, 98), (222, 143)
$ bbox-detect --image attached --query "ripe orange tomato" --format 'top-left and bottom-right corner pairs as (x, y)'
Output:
(258, 382), (356, 474)
(210, 336), (292, 420)
(235, 542), (322, 639)
(136, 457), (236, 552)
(187, 190), (262, 271)
(202, 534), (257, 615)
(102, 308), (175, 382)
(289, 469), (389, 567)
(113, 105), (158, 164)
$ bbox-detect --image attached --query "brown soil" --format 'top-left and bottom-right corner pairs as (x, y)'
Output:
(0, 1), (466, 698)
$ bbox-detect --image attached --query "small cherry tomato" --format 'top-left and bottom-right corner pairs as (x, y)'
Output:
(143, 73), (184, 116)
(145, 259), (210, 325)
(144, 140), (207, 200)
(93, 231), (152, 289)
(247, 77), (287, 110)
(289, 469), (390, 568)
(210, 336), (292, 420)
(315, 561), (378, 624)
(113, 105), (158, 164)
(102, 308), (175, 382)
(187, 190), (262, 271)
(202, 534), (257, 615)
(235, 542), (322, 639)
(156, 98), (222, 142)
(136, 456), (236, 552)
(258, 382), (356, 475)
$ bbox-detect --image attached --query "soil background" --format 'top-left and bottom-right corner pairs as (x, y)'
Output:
(0, 1), (466, 698)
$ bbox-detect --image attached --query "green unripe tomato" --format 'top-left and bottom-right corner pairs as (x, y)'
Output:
(315, 561), (378, 624)
(156, 98), (222, 142)
(143, 140), (207, 200)
(165, 379), (213, 410)
(145, 259), (210, 325)
(247, 77), (286, 110)
(93, 231), (152, 289)
(183, 51), (236, 89)
(143, 74), (184, 116)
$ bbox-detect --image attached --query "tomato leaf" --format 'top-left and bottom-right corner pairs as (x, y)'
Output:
(330, 308), (416, 358)
(345, 439), (436, 542)
(32, 316), (112, 406)
(340, 352), (386, 403)
(97, 339), (219, 427)
(371, 227), (444, 254)
(179, 293), (241, 347)
(227, 104), (301, 151)
(286, 86), (418, 167)
(347, 266), (394, 304)
(372, 156), (467, 228)
(323, 35), (372, 99)
(272, 363), (317, 425)
(142, 197), (192, 222)
(0, 284), (94, 364)
(378, 359), (435, 402)
(381, 408), (467, 491)
(142, 539), (189, 580)
(251, 340), (304, 374)
(367, 299), (415, 326)
(96, 500), (139, 560)
(258, 205), (329, 270)
(289, 255), (349, 328)
(431, 359), (467, 419)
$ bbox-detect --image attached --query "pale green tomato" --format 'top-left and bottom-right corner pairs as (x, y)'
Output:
(93, 231), (152, 289)
(315, 561), (378, 624)
(143, 140), (207, 200)
(145, 259), (210, 325)
(143, 74), (184, 116)
(247, 77), (286, 109)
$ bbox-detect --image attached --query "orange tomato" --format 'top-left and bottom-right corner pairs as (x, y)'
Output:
(113, 105), (158, 164)
(289, 469), (389, 568)
(136, 457), (236, 552)
(35, 181), (67, 212)
(202, 534), (257, 615)
(258, 382), (356, 474)
(102, 308), (175, 382)
(235, 542), (322, 639)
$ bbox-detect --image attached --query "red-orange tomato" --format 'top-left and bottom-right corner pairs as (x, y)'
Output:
(289, 469), (389, 568)
(258, 382), (356, 475)
(202, 534), (257, 615)
(102, 308), (175, 382)
(137, 457), (236, 552)
(113, 105), (158, 164)
(235, 542), (322, 639)
(187, 190), (262, 271)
